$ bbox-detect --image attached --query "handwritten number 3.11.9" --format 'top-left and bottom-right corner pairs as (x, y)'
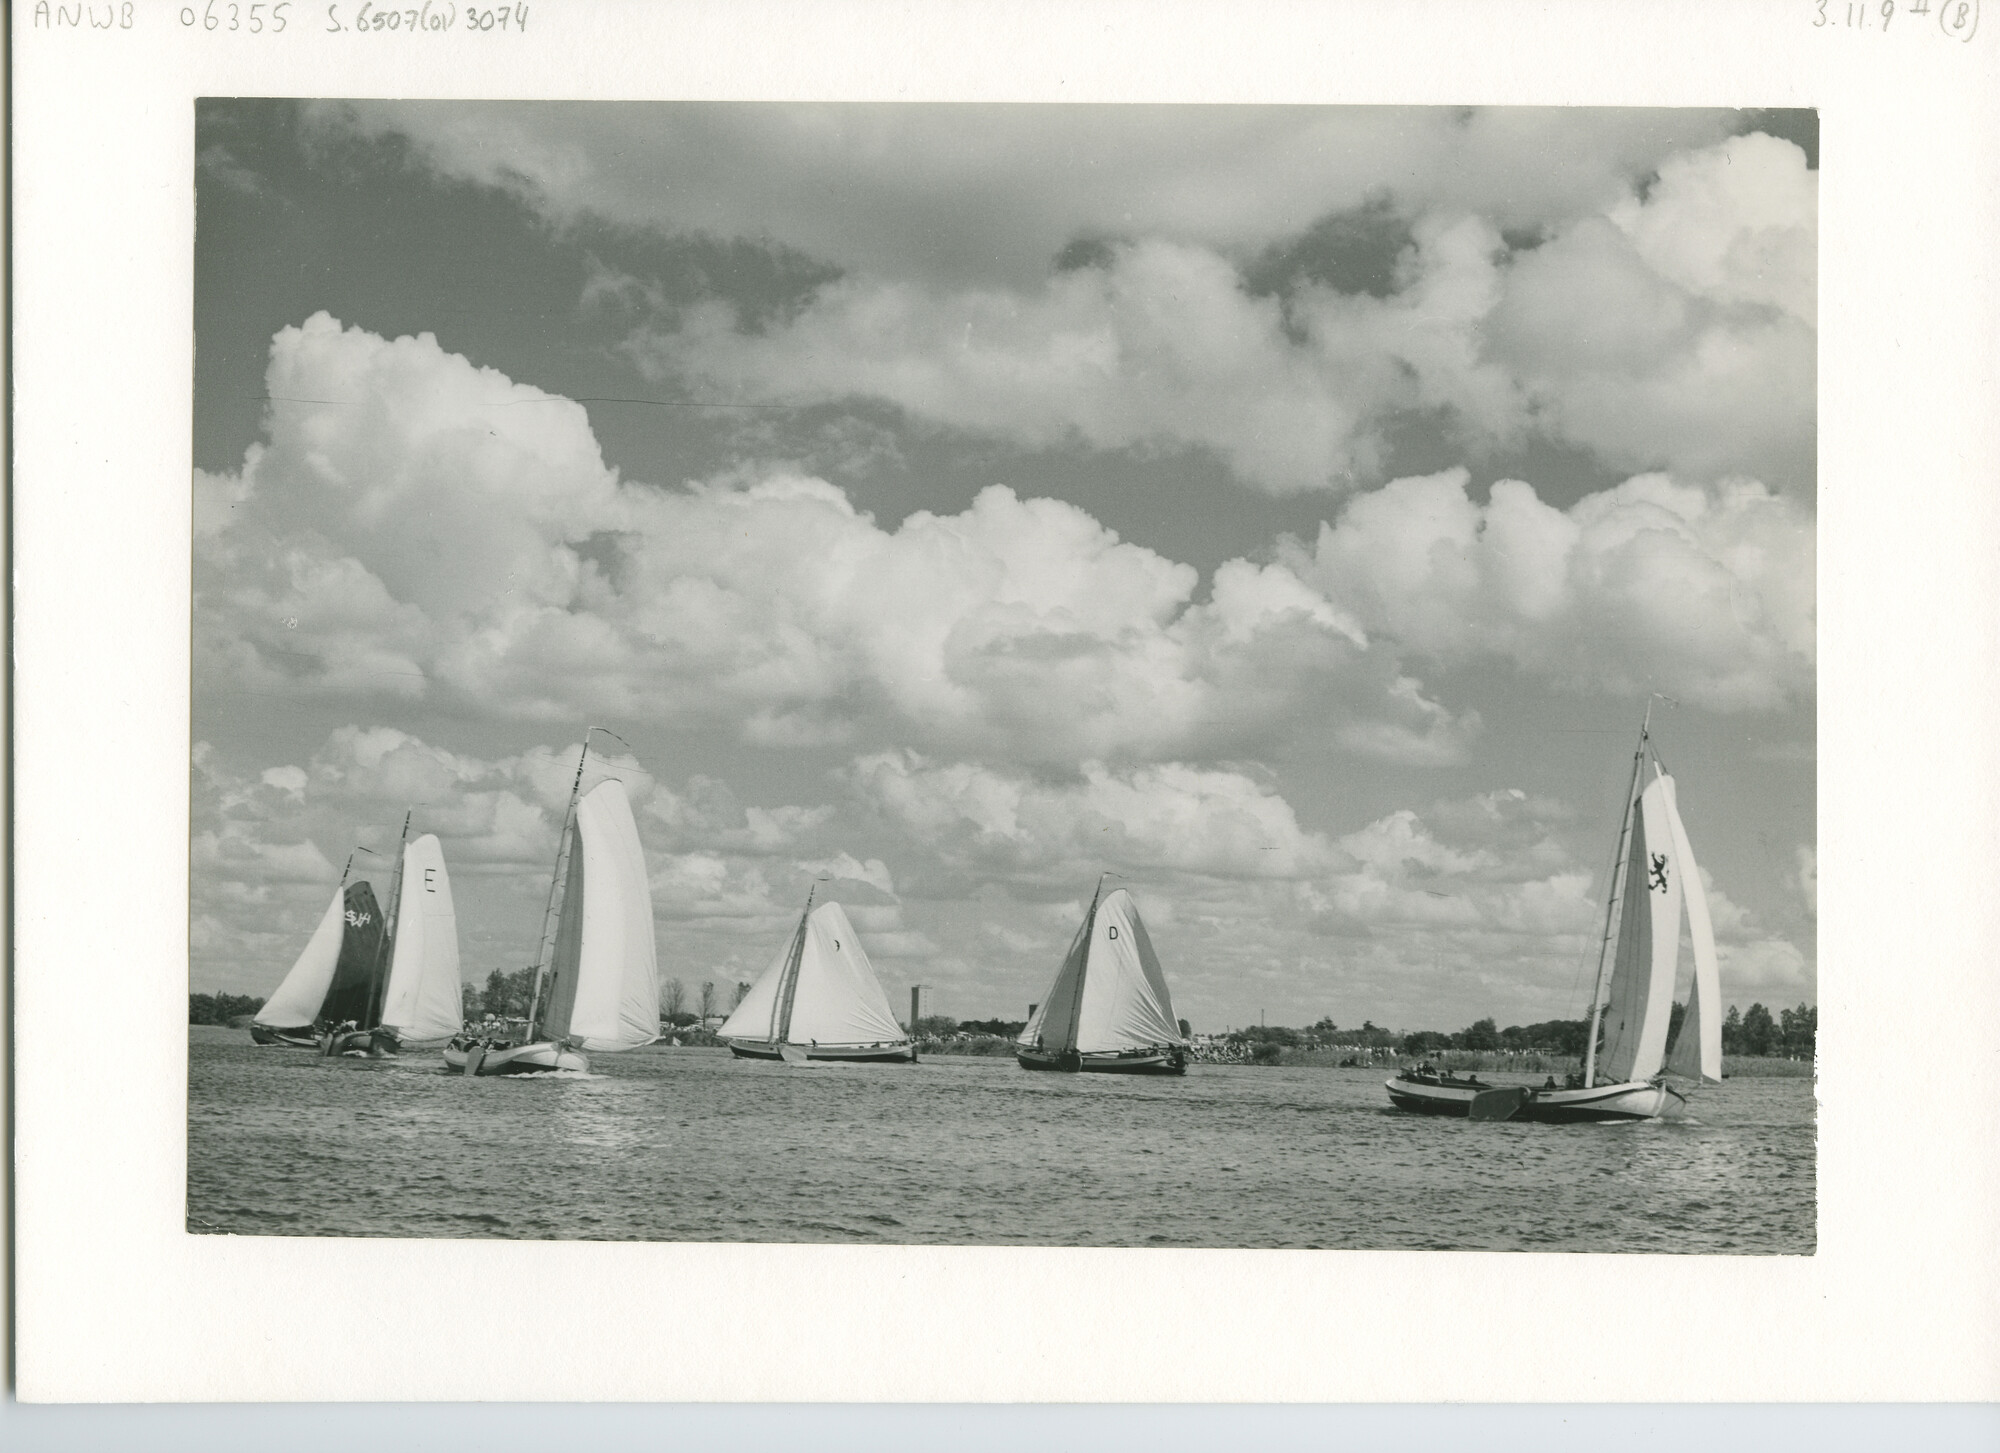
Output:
(1815, 0), (1980, 35)
(1817, 1), (1900, 26)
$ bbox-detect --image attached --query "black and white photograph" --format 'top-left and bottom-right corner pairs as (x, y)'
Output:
(187, 101), (1817, 1252)
(16, 0), (2000, 1413)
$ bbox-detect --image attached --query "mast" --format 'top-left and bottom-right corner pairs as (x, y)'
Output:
(1583, 706), (1654, 1087)
(365, 810), (413, 1029)
(1063, 873), (1112, 1054)
(772, 883), (819, 1045)
(525, 734), (597, 1042)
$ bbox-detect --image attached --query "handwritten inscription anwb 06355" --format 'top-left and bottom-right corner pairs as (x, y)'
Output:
(26, 0), (534, 37)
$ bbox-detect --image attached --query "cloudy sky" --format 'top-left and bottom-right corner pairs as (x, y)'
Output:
(191, 101), (1816, 1033)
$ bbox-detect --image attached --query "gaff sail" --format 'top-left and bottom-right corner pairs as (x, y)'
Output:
(378, 834), (465, 1045)
(1597, 772), (1684, 1085)
(783, 903), (907, 1046)
(254, 881), (384, 1029)
(719, 902), (907, 1047)
(1022, 888), (1185, 1054)
(537, 779), (661, 1052)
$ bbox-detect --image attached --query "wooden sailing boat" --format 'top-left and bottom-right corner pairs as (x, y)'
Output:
(1386, 709), (1724, 1123)
(322, 812), (413, 1057)
(718, 887), (916, 1063)
(1016, 878), (1189, 1075)
(361, 829), (465, 1055)
(250, 850), (386, 1048)
(444, 732), (662, 1076)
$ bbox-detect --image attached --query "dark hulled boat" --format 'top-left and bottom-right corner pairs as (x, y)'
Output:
(250, 855), (386, 1052)
(1015, 878), (1188, 1076)
(1385, 709), (1722, 1125)
(717, 886), (917, 1064)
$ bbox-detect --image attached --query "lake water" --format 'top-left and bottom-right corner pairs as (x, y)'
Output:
(186, 1027), (1815, 1252)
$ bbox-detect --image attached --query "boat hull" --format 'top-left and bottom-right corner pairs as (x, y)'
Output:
(1385, 1074), (1683, 1122)
(1016, 1047), (1187, 1076)
(728, 1040), (916, 1064)
(249, 1023), (320, 1048)
(443, 1042), (590, 1076)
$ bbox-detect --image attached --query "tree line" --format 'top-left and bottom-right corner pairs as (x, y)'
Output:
(190, 982), (1814, 1061)
(1722, 1002), (1815, 1058)
(189, 991), (265, 1025)
(1223, 1002), (1815, 1060)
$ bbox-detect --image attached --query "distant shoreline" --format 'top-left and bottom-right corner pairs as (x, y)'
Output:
(188, 1025), (1815, 1079)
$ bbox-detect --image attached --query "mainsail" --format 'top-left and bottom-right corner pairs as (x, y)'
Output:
(1661, 776), (1724, 1083)
(536, 779), (661, 1052)
(255, 881), (384, 1029)
(1023, 888), (1185, 1054)
(319, 882), (387, 1026)
(786, 903), (906, 1046)
(719, 901), (907, 1047)
(1597, 772), (1685, 1084)
(378, 834), (465, 1045)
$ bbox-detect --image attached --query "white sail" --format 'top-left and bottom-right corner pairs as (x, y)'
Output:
(1598, 772), (1685, 1084)
(1072, 889), (1185, 1053)
(255, 886), (347, 1028)
(545, 780), (661, 1052)
(782, 902), (908, 1046)
(1019, 907), (1092, 1050)
(378, 834), (465, 1044)
(1661, 776), (1724, 1083)
(717, 940), (791, 1042)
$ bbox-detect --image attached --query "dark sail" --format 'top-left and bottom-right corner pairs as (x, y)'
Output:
(317, 881), (386, 1027)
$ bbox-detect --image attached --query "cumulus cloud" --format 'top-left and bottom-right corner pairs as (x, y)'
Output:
(190, 723), (1814, 1026)
(1493, 136), (1815, 487)
(1718, 938), (1813, 999)
(828, 754), (1651, 1025)
(197, 314), (1487, 764)
(1613, 133), (1817, 327)
(1283, 467), (1815, 710)
(646, 775), (833, 855)
(613, 218), (1517, 496)
(848, 752), (1345, 887)
(316, 103), (1744, 289)
(189, 725), (850, 993)
(618, 225), (1520, 495)
(592, 134), (1812, 497)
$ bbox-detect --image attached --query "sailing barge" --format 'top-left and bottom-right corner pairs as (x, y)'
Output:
(250, 852), (385, 1051)
(445, 732), (662, 1076)
(1386, 712), (1723, 1124)
(1017, 879), (1189, 1075)
(719, 889), (916, 1063)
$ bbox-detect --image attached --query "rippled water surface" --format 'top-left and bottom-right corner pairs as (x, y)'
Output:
(188, 1028), (1814, 1251)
